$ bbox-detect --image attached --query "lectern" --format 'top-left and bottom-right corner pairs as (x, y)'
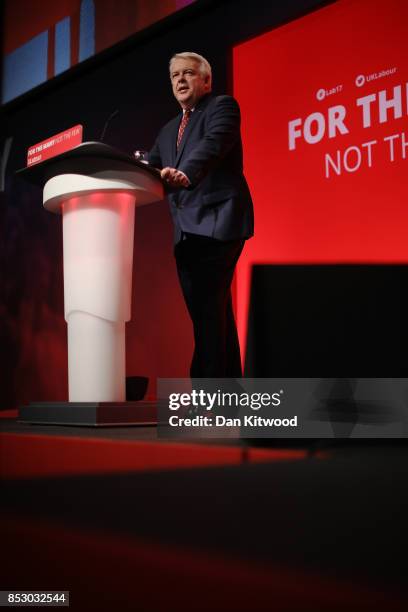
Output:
(17, 142), (164, 425)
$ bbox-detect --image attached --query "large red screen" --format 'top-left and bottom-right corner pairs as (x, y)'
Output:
(233, 0), (408, 356)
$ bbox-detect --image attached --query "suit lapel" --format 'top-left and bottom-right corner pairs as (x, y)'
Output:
(170, 115), (181, 166)
(174, 94), (212, 166)
(175, 109), (200, 166)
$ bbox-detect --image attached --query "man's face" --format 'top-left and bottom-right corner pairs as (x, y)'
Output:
(170, 58), (210, 110)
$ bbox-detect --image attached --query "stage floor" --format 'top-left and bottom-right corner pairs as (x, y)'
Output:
(1, 413), (407, 611)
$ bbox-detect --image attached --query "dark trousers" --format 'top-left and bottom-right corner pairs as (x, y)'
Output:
(175, 234), (245, 378)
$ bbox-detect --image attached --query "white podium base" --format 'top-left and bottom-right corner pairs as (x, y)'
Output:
(61, 190), (135, 402)
(67, 312), (126, 402)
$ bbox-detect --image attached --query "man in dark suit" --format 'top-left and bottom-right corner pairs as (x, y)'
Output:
(148, 52), (253, 377)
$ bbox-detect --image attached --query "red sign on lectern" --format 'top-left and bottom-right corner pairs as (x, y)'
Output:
(27, 125), (83, 167)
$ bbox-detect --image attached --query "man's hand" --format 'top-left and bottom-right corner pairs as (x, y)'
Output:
(161, 167), (190, 188)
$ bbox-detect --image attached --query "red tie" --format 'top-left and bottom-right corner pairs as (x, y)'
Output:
(177, 109), (191, 149)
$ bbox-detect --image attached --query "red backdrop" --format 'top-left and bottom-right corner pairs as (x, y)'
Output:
(233, 0), (408, 357)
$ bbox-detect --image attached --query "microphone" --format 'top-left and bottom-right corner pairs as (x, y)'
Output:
(100, 109), (119, 142)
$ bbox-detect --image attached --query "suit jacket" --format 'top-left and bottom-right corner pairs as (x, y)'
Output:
(148, 94), (254, 244)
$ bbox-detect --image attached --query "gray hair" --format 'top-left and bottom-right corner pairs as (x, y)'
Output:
(169, 52), (212, 88)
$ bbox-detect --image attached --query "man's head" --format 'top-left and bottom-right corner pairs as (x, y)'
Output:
(169, 52), (212, 110)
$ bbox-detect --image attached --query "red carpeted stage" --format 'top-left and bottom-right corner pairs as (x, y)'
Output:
(1, 412), (407, 611)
